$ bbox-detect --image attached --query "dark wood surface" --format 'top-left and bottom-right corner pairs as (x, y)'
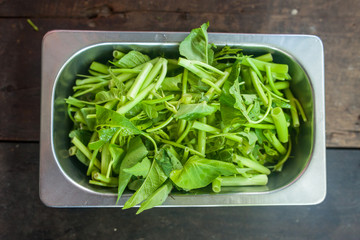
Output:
(0, 0), (359, 239)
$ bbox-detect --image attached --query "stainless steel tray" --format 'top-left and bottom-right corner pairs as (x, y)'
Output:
(40, 31), (326, 207)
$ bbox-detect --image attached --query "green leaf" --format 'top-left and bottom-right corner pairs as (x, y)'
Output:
(238, 131), (258, 145)
(187, 72), (211, 93)
(89, 127), (118, 150)
(174, 102), (217, 121)
(242, 94), (257, 105)
(220, 104), (245, 127)
(272, 99), (292, 109)
(109, 144), (125, 174)
(161, 74), (182, 91)
(141, 103), (158, 120)
(170, 155), (239, 191)
(80, 108), (96, 131)
(219, 59), (241, 107)
(229, 79), (248, 116)
(137, 180), (173, 214)
(179, 22), (214, 64)
(95, 88), (122, 103)
(155, 147), (183, 177)
(112, 50), (150, 68)
(248, 100), (261, 120)
(128, 179), (145, 191)
(96, 105), (142, 136)
(123, 157), (151, 178)
(117, 136), (148, 203)
(69, 129), (92, 145)
(123, 159), (168, 209)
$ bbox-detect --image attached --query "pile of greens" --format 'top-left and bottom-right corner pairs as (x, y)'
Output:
(65, 22), (307, 214)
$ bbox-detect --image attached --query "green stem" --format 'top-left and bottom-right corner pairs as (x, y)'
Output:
(271, 107), (289, 143)
(250, 69), (268, 106)
(92, 172), (118, 185)
(87, 148), (99, 176)
(142, 94), (174, 104)
(89, 180), (117, 187)
(284, 89), (300, 127)
(154, 60), (168, 90)
(192, 121), (221, 134)
(176, 121), (193, 144)
(263, 130), (287, 155)
(266, 65), (283, 96)
(243, 123), (276, 129)
(233, 155), (271, 175)
(101, 143), (111, 175)
(71, 137), (101, 169)
(201, 78), (222, 93)
(158, 138), (205, 157)
(197, 117), (207, 155)
(140, 58), (164, 90)
(111, 68), (141, 74)
(146, 115), (174, 133)
(117, 83), (155, 115)
(182, 68), (188, 94)
(254, 53), (273, 62)
(273, 138), (292, 172)
(127, 62), (153, 100)
(204, 70), (230, 101)
(90, 61), (109, 74)
(112, 50), (125, 59)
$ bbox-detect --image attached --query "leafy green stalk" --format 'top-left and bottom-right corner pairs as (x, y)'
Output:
(71, 136), (101, 169)
(265, 65), (283, 96)
(192, 121), (221, 134)
(284, 88), (300, 127)
(271, 107), (289, 143)
(140, 58), (164, 90)
(92, 172), (118, 185)
(233, 155), (271, 175)
(178, 58), (217, 81)
(198, 117), (207, 155)
(212, 174), (268, 192)
(101, 143), (111, 175)
(176, 121), (193, 144)
(90, 61), (109, 74)
(137, 180), (173, 214)
(204, 70), (230, 101)
(146, 115), (174, 133)
(263, 130), (287, 155)
(158, 138), (205, 157)
(127, 62), (153, 100)
(273, 138), (292, 172)
(123, 159), (168, 209)
(250, 69), (268, 106)
(254, 53), (273, 62)
(117, 83), (155, 115)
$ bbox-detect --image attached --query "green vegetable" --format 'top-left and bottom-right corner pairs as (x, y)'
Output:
(65, 22), (307, 214)
(179, 22), (214, 64)
(117, 137), (148, 203)
(137, 180), (173, 214)
(122, 158), (168, 209)
(170, 155), (239, 190)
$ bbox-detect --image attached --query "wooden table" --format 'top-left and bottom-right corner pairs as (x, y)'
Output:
(0, 0), (359, 239)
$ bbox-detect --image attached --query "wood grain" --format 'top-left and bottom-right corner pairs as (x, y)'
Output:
(0, 0), (359, 146)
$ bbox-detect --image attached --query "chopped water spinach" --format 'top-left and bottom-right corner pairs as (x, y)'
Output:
(66, 22), (306, 213)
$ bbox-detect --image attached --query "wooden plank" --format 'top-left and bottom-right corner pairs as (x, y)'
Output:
(0, 4), (359, 146)
(0, 144), (359, 238)
(0, 0), (266, 17)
